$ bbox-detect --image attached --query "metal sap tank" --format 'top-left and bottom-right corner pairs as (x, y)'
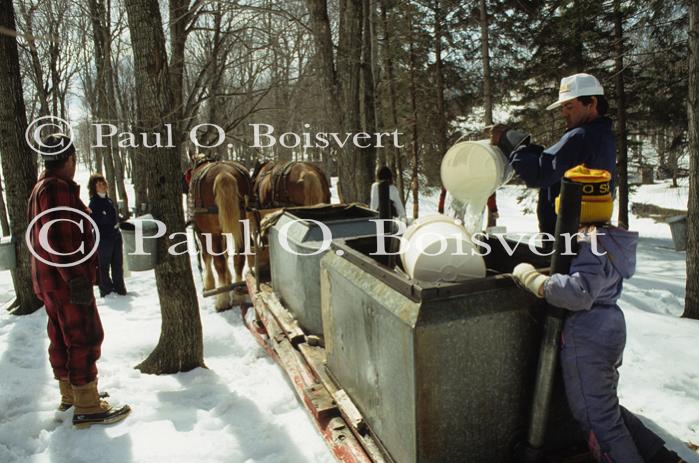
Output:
(269, 204), (378, 336)
(320, 236), (580, 463)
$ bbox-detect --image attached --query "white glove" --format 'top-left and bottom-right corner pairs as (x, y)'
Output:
(512, 263), (549, 298)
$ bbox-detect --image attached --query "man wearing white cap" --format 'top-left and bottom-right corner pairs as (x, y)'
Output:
(492, 73), (617, 236)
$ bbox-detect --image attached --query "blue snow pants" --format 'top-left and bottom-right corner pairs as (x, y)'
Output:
(560, 306), (665, 462)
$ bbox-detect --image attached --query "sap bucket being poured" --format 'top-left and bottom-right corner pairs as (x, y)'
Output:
(399, 214), (486, 282)
(398, 139), (513, 283)
(440, 140), (513, 234)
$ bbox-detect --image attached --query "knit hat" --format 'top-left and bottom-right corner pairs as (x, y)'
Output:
(38, 133), (75, 161)
(555, 165), (613, 224)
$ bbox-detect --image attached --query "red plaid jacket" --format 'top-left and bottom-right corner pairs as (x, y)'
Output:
(27, 171), (97, 295)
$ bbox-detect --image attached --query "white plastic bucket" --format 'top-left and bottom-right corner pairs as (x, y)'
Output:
(400, 214), (486, 282)
(440, 140), (511, 204)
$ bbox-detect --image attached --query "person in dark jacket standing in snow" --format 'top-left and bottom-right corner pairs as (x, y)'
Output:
(491, 73), (617, 236)
(88, 173), (126, 297)
(513, 166), (686, 463)
(370, 166), (407, 222)
(28, 134), (130, 428)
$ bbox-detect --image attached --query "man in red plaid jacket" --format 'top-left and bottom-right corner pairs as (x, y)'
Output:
(27, 133), (130, 428)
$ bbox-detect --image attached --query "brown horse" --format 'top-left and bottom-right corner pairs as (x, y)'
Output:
(248, 161), (332, 276)
(189, 160), (252, 311)
(252, 160), (331, 208)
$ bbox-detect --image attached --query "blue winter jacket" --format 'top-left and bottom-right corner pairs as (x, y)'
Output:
(543, 226), (638, 311)
(89, 195), (120, 242)
(510, 117), (617, 234)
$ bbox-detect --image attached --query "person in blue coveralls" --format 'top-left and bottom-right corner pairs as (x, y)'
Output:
(513, 166), (686, 463)
(491, 73), (617, 236)
(88, 173), (126, 297)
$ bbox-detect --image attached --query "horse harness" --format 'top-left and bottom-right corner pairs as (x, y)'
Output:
(187, 161), (250, 220)
(255, 160), (303, 209)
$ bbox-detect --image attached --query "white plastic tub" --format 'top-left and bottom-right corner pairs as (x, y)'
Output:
(440, 140), (510, 204)
(400, 214), (486, 282)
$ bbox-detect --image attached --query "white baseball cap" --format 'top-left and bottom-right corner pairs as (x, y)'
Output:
(546, 73), (604, 110)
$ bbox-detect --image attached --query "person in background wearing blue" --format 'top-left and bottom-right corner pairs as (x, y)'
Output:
(88, 173), (126, 297)
(513, 166), (686, 463)
(491, 73), (617, 236)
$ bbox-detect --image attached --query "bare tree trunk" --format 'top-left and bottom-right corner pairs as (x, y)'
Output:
(48, 28), (60, 117)
(94, 145), (104, 174)
(380, 0), (405, 201)
(112, 148), (129, 217)
(685, 0), (699, 320)
(338, 0), (372, 203)
(0, 0), (43, 315)
(124, 0), (205, 371)
(131, 147), (148, 214)
(480, 0), (493, 126)
(306, 0), (373, 203)
(657, 128), (666, 172)
(615, 0), (629, 229)
(371, 0), (385, 167)
(408, 15), (419, 219)
(0, 178), (10, 236)
(433, 0), (447, 184)
(104, 29), (129, 215)
(16, 1), (50, 118)
(362, 0), (377, 169)
(306, 0), (341, 128)
(89, 0), (118, 199)
(169, 0), (190, 144)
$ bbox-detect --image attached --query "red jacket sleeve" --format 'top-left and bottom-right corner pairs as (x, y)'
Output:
(35, 181), (95, 283)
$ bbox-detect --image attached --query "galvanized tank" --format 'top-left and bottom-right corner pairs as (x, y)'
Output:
(269, 205), (378, 335)
(320, 236), (579, 463)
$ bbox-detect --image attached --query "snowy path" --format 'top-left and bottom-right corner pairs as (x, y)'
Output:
(1, 175), (698, 462)
(0, 265), (335, 463)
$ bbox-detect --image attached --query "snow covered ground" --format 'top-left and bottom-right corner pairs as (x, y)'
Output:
(1, 170), (698, 462)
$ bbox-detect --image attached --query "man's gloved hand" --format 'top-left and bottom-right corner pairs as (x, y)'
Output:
(498, 129), (531, 159)
(69, 276), (94, 305)
(512, 263), (549, 298)
(488, 124), (531, 159)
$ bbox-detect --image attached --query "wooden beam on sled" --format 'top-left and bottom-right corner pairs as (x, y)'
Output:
(244, 271), (382, 463)
(202, 281), (248, 298)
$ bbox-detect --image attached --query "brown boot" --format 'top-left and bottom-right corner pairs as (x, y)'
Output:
(57, 378), (74, 412)
(72, 380), (131, 429)
(58, 378), (109, 412)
